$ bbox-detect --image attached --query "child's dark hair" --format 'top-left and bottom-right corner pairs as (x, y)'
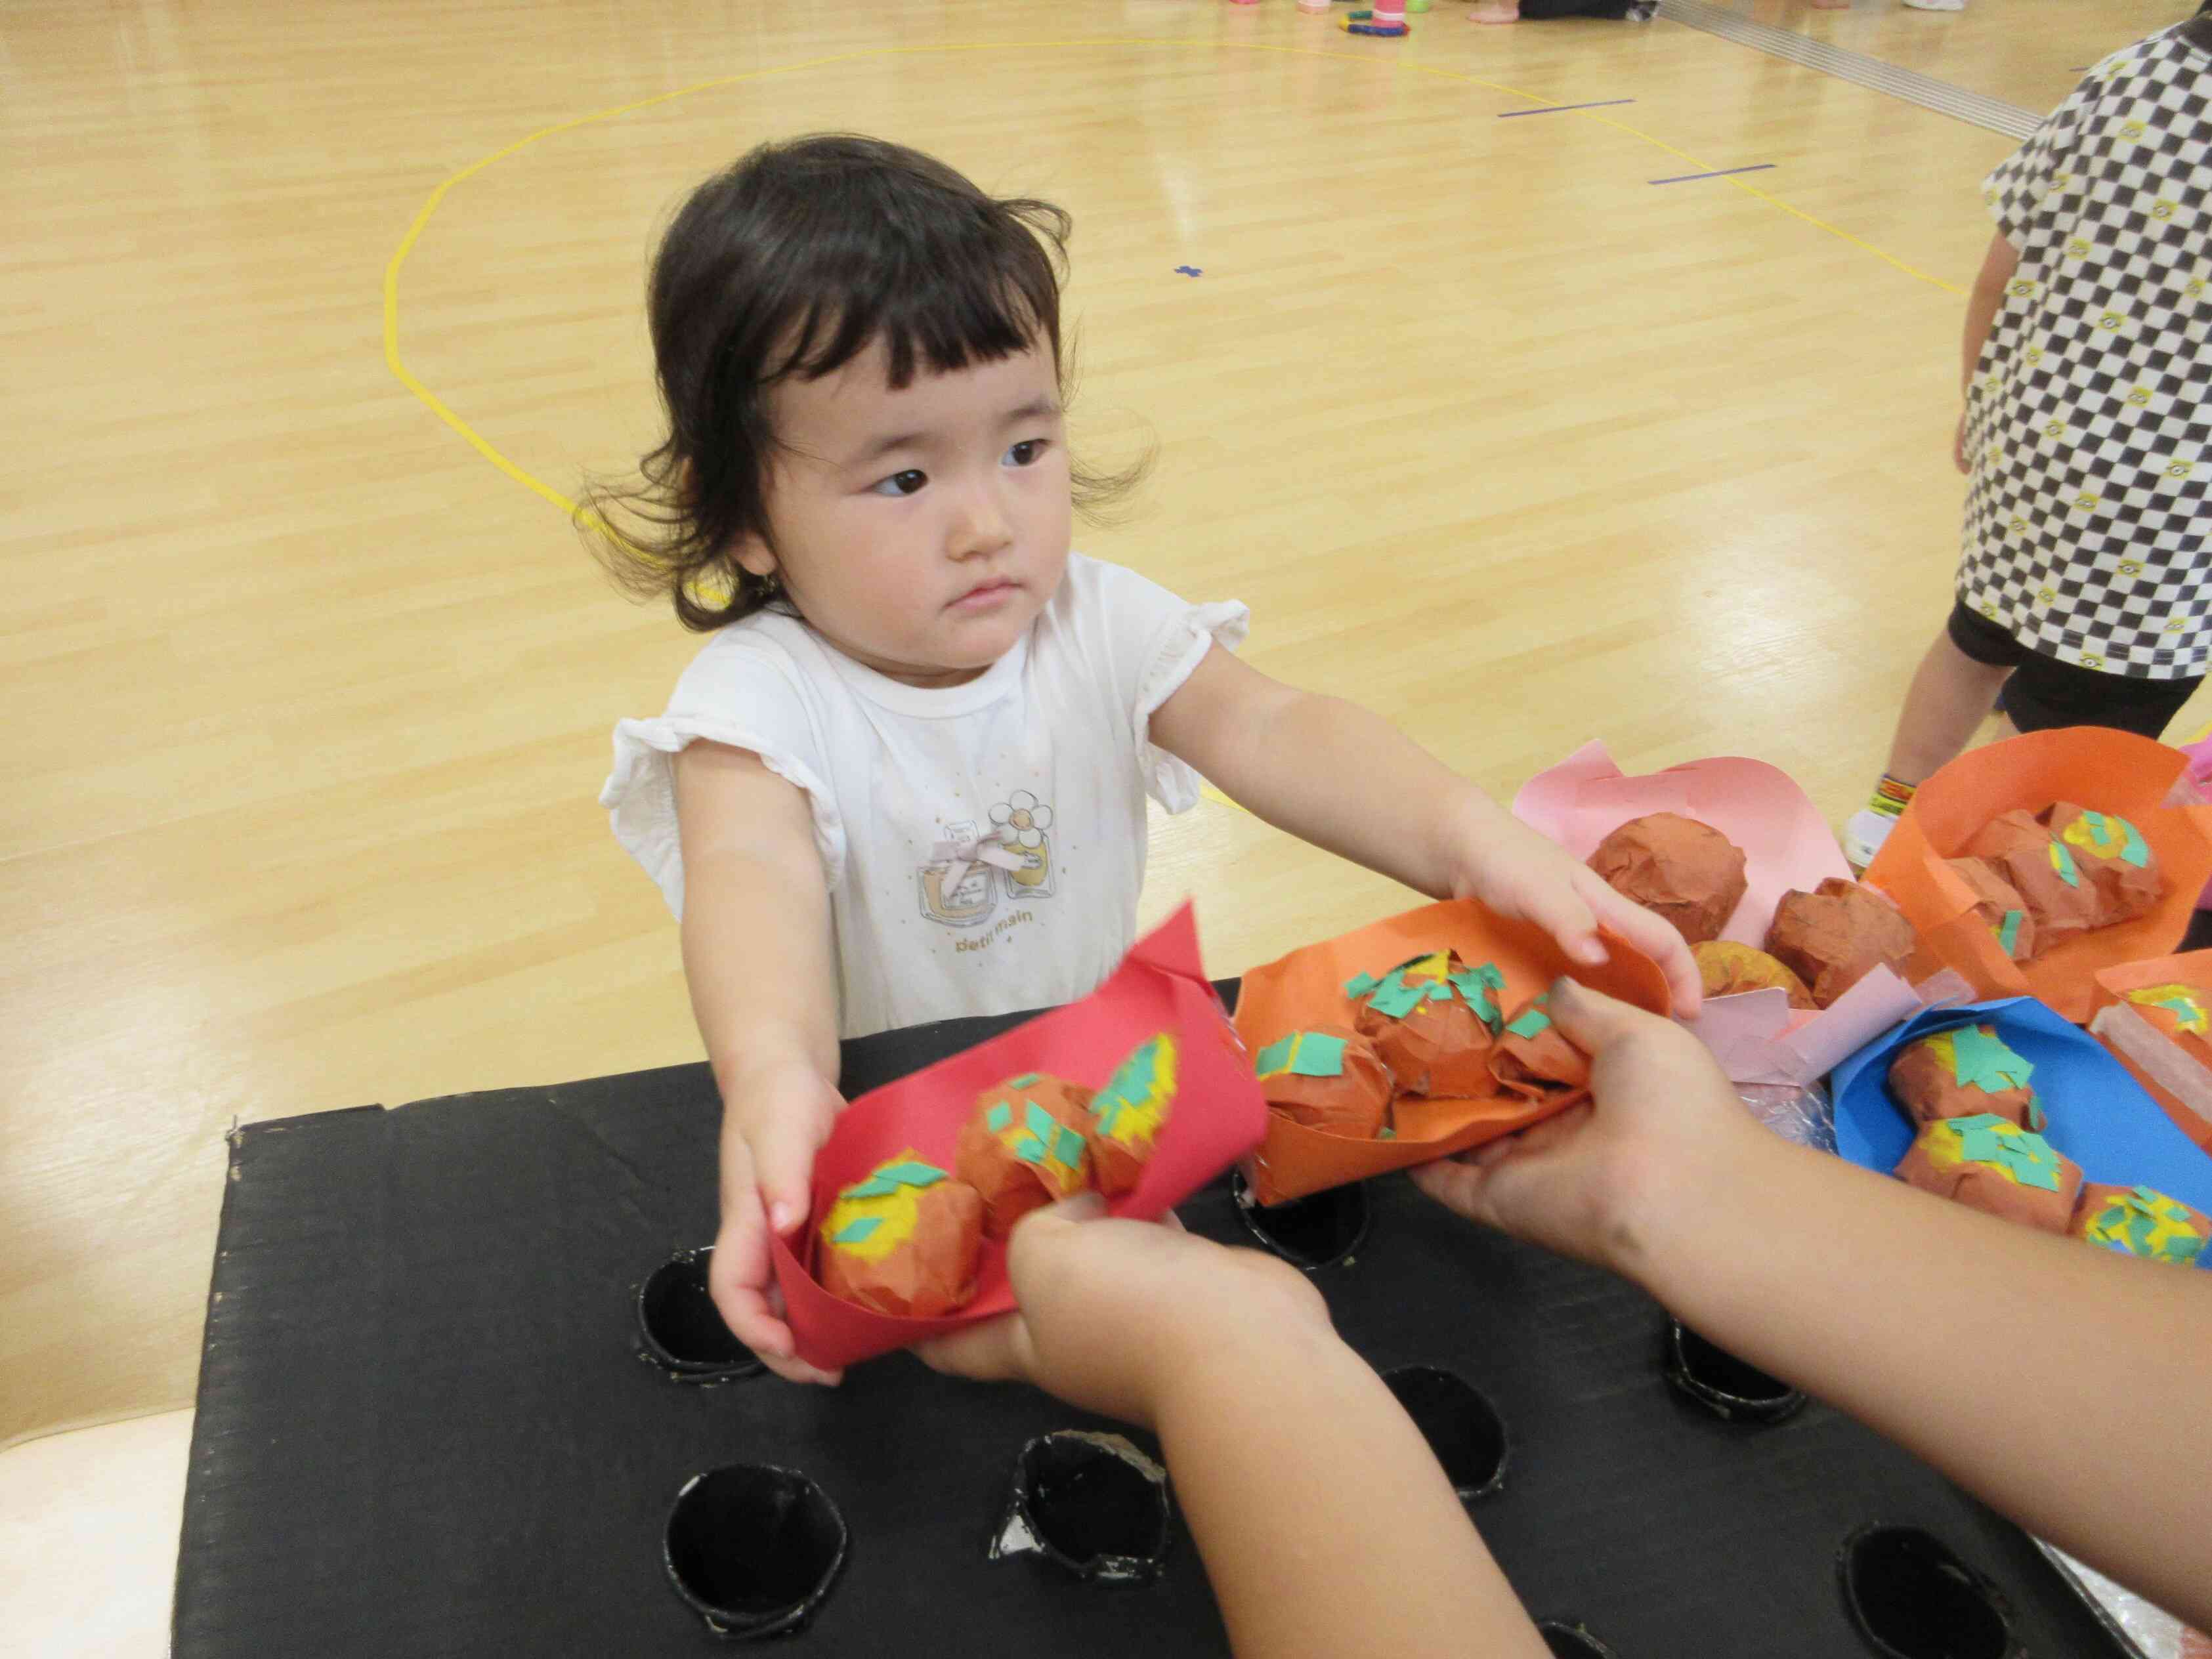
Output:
(585, 134), (1141, 632)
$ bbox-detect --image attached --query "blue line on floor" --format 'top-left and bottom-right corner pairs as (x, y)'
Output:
(1498, 98), (1637, 117)
(1649, 163), (1776, 185)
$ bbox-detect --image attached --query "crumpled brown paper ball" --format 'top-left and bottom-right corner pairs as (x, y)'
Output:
(819, 1162), (986, 1318)
(1959, 810), (2103, 954)
(2040, 801), (2165, 927)
(1587, 813), (1749, 946)
(1763, 877), (1917, 1009)
(1946, 856), (2037, 962)
(1693, 940), (1816, 1010)
(1259, 1024), (1395, 1140)
(1487, 993), (1591, 1103)
(1892, 1118), (2081, 1234)
(1886, 1023), (2042, 1131)
(956, 1075), (1097, 1240)
(1351, 952), (1501, 1098)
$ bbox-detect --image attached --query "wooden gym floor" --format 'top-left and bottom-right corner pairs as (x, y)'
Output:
(0, 0), (2194, 1453)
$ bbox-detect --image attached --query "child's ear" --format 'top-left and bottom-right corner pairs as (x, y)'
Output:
(731, 532), (779, 584)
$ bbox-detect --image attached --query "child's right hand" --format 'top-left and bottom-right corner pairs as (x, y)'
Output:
(710, 1059), (848, 1386)
(916, 1195), (1334, 1429)
(1410, 978), (1771, 1283)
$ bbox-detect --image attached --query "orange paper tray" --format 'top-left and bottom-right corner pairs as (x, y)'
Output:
(1861, 729), (2212, 1024)
(1232, 898), (1670, 1204)
(2087, 951), (2212, 1151)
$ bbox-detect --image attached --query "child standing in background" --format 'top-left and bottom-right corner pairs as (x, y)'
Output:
(1846, 12), (2212, 868)
(593, 135), (1698, 1383)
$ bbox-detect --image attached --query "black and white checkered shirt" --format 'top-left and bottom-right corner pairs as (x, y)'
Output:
(1959, 25), (2212, 678)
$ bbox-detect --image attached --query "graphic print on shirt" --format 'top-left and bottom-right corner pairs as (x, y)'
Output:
(917, 791), (1059, 927)
(919, 818), (1000, 927)
(989, 789), (1056, 898)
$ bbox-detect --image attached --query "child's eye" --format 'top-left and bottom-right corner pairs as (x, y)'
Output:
(870, 469), (927, 497)
(1004, 439), (1048, 468)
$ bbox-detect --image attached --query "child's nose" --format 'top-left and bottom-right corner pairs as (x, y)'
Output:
(948, 481), (1014, 558)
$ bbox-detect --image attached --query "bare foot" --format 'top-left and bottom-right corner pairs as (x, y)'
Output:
(1468, 3), (1520, 22)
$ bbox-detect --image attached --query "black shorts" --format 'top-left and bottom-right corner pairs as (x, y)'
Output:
(1947, 600), (2203, 740)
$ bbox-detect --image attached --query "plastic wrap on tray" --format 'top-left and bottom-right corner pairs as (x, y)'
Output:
(1735, 1080), (1835, 1152)
(2042, 1544), (2206, 1659)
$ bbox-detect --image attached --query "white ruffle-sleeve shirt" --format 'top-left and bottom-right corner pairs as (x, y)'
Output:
(602, 553), (1247, 1038)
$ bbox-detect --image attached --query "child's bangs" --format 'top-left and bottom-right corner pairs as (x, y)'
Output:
(770, 219), (1063, 391)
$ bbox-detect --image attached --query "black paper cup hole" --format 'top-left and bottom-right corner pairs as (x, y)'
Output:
(1231, 1169), (1370, 1270)
(664, 1463), (847, 1639)
(637, 1247), (763, 1381)
(1537, 1622), (1621, 1659)
(997, 1431), (1172, 1585)
(1665, 1320), (1804, 1425)
(1382, 1365), (1508, 1500)
(1839, 1525), (2016, 1659)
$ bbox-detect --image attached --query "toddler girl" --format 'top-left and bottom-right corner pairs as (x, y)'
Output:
(594, 135), (1696, 1381)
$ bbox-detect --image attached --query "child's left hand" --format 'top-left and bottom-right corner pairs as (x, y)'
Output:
(1450, 812), (1702, 1013)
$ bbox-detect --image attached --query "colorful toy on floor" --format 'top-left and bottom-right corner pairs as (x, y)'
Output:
(1342, 5), (1411, 33)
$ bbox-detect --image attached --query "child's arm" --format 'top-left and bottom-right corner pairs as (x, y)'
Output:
(1955, 230), (2022, 471)
(918, 1200), (1551, 1659)
(1961, 229), (2022, 396)
(1414, 984), (2212, 1631)
(1149, 646), (1702, 1010)
(673, 740), (847, 1386)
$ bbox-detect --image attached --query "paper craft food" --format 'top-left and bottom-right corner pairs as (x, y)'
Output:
(1586, 812), (1749, 946)
(1959, 810), (2102, 954)
(1946, 858), (2035, 963)
(1692, 940), (1816, 1010)
(1892, 1115), (2083, 1234)
(1764, 878), (1918, 1009)
(956, 1075), (1096, 1239)
(1886, 1024), (2043, 1132)
(818, 1153), (986, 1318)
(2123, 981), (2212, 1045)
(1349, 951), (1506, 1097)
(1487, 992), (1590, 1103)
(2041, 803), (2164, 926)
(1088, 1034), (1177, 1197)
(1254, 1026), (1393, 1140)
(2069, 1182), (2209, 1266)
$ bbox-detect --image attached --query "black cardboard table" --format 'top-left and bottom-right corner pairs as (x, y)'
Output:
(173, 998), (2133, 1658)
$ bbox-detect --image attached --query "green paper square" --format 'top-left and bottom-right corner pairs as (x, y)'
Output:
(1506, 1008), (1552, 1040)
(987, 1102), (1012, 1133)
(1288, 1033), (1348, 1078)
(1949, 1024), (2033, 1095)
(1013, 1133), (1048, 1164)
(2118, 815), (2151, 868)
(830, 1215), (883, 1246)
(1344, 972), (1381, 999)
(1025, 1101), (1057, 1141)
(1008, 1072), (1042, 1089)
(1997, 911), (2022, 955)
(1053, 1125), (1086, 1167)
(1367, 975), (1426, 1019)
